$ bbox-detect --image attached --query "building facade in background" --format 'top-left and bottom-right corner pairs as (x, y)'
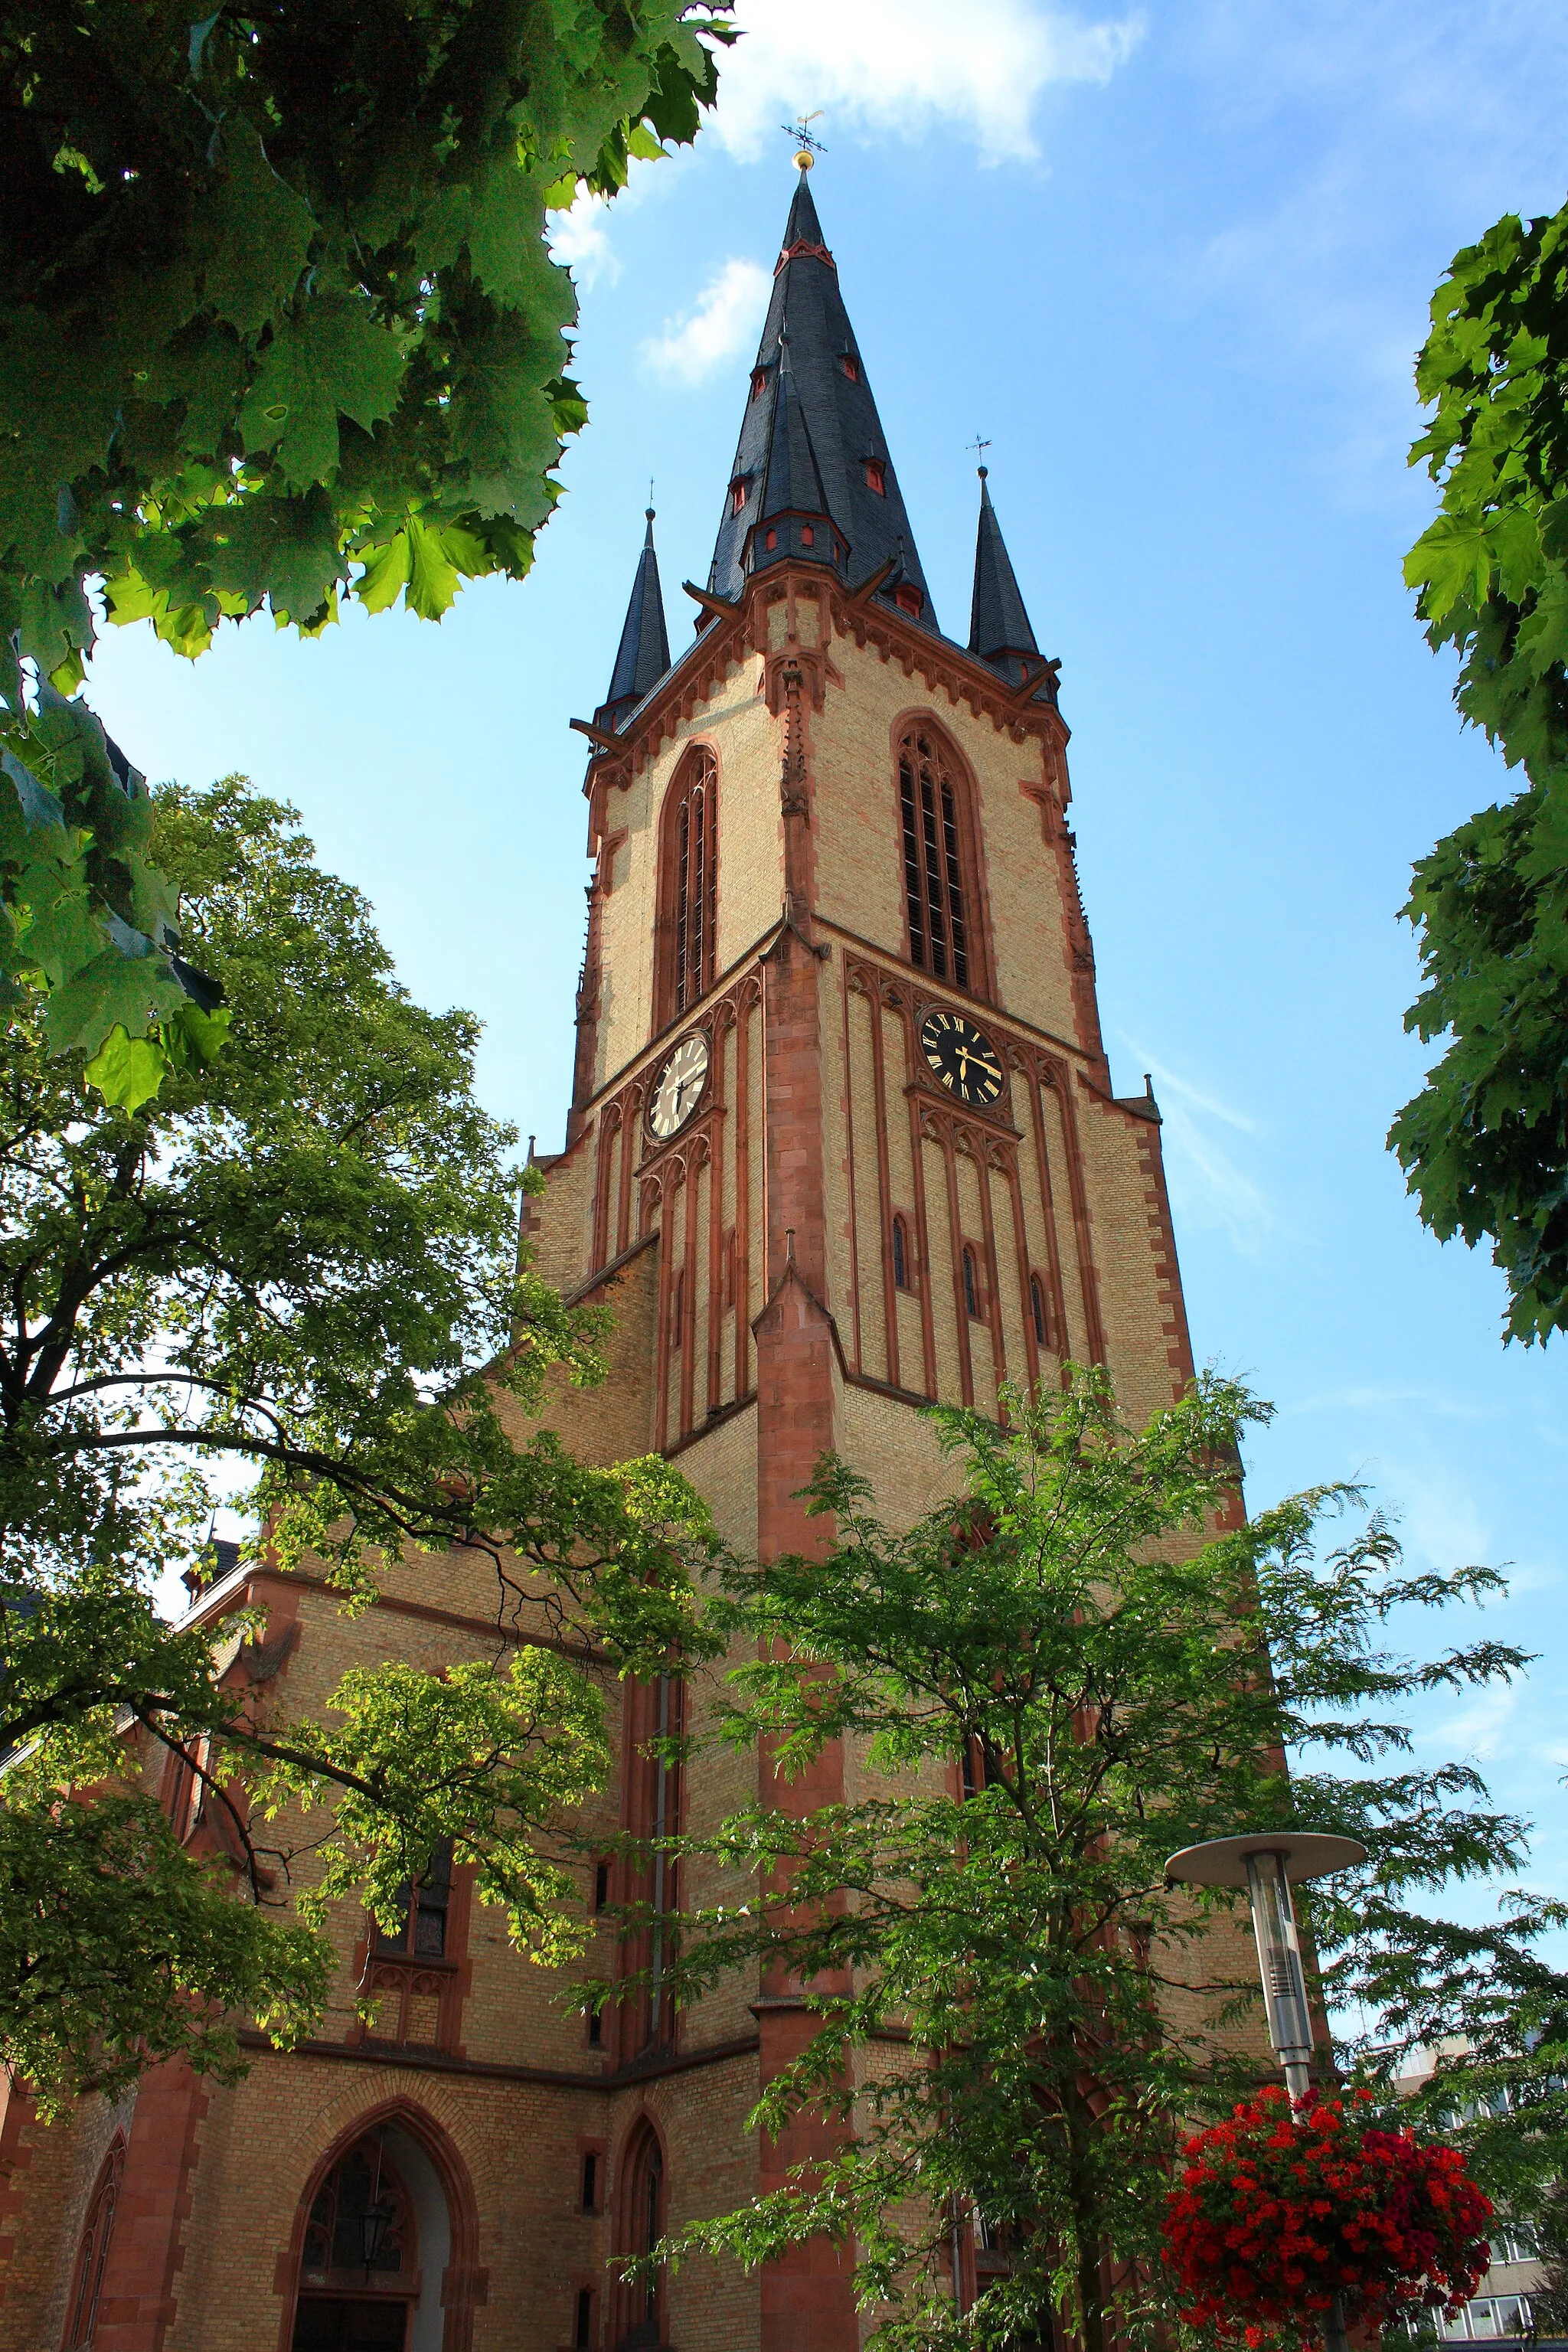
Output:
(0, 173), (1222, 2352)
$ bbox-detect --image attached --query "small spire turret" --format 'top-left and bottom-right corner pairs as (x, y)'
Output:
(598, 506), (671, 729)
(968, 467), (1040, 672)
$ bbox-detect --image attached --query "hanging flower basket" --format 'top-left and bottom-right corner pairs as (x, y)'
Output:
(1161, 2086), (1492, 2349)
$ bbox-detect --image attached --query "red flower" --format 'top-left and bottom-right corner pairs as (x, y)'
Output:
(1161, 2088), (1492, 2352)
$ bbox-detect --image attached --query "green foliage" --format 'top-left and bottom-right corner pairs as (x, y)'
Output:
(0, 0), (730, 671)
(0, 775), (717, 2110)
(1523, 2178), (1568, 2335)
(1394, 198), (1568, 1341)
(0, 1780), (329, 2110)
(624, 1372), (1566, 2352)
(0, 0), (731, 1076)
(0, 683), (227, 1112)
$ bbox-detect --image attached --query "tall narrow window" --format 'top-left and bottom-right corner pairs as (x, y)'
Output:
(962, 1246), (979, 1321)
(616, 2127), (668, 2350)
(374, 1838), (452, 1958)
(658, 749), (718, 1027)
(64, 2139), (124, 2350)
(891, 1214), (910, 1291)
(898, 727), (978, 993)
(576, 2288), (595, 2349)
(1030, 1274), (1048, 1348)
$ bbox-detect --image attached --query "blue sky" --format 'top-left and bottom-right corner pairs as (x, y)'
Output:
(85, 2), (1568, 1921)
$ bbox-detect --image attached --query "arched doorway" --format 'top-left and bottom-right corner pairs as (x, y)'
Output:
(291, 2125), (452, 2352)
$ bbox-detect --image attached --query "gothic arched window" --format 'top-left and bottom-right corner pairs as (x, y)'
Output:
(891, 1214), (910, 1291)
(64, 2137), (124, 2350)
(294, 2135), (417, 2348)
(657, 748), (718, 1028)
(897, 726), (984, 995)
(616, 2124), (668, 2350)
(962, 1245), (980, 1321)
(1030, 1274), (1049, 1348)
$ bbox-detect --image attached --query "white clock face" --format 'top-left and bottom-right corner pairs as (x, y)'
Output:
(648, 1031), (710, 1140)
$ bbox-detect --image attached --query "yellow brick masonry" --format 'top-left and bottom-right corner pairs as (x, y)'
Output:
(5, 572), (1261, 2352)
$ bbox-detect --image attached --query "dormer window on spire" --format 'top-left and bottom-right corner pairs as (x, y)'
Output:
(730, 478), (748, 515)
(750, 367), (769, 402)
(864, 459), (886, 495)
(841, 351), (860, 382)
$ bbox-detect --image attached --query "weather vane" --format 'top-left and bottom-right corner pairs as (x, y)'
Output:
(783, 112), (826, 168)
(967, 433), (991, 463)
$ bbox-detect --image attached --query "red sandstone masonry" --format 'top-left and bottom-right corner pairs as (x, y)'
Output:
(92, 2060), (208, 2351)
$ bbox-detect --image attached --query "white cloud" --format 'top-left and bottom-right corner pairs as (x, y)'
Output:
(714, 0), (1145, 165)
(642, 257), (773, 383)
(548, 191), (622, 291)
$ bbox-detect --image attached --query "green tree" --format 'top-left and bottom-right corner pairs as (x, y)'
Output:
(0, 773), (716, 2112)
(0, 0), (731, 1090)
(630, 1372), (1568, 2352)
(1394, 197), (1568, 1342)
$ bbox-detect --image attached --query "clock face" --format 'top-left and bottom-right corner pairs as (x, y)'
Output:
(920, 1008), (1004, 1108)
(648, 1031), (710, 1140)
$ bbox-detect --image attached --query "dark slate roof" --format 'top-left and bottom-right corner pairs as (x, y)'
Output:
(760, 346), (832, 523)
(968, 468), (1039, 662)
(706, 169), (937, 629)
(599, 508), (671, 724)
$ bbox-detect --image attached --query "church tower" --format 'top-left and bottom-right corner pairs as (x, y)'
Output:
(0, 172), (1199, 2352)
(526, 163), (1199, 2352)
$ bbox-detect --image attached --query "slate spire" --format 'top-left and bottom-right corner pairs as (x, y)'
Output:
(598, 507), (671, 728)
(968, 467), (1039, 670)
(707, 168), (936, 629)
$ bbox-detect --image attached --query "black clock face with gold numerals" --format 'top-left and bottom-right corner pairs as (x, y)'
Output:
(920, 1008), (1004, 1107)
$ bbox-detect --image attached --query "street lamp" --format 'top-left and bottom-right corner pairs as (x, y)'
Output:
(1166, 1831), (1367, 2352)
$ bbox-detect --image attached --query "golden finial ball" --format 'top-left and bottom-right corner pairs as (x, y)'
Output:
(794, 149), (815, 171)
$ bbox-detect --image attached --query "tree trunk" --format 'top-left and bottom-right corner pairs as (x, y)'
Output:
(1063, 2082), (1108, 2352)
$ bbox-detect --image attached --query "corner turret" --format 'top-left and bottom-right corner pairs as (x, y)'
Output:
(968, 467), (1042, 684)
(597, 508), (671, 730)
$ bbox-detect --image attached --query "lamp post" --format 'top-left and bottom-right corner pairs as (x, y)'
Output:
(1166, 1831), (1367, 2352)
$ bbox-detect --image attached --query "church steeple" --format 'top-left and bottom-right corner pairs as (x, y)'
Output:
(707, 168), (936, 627)
(598, 507), (671, 728)
(968, 467), (1040, 672)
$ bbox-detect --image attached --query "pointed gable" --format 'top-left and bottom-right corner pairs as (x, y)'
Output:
(599, 508), (671, 727)
(759, 345), (831, 524)
(707, 168), (937, 629)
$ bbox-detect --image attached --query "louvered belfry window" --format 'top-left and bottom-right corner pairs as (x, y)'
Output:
(661, 748), (717, 1024)
(899, 728), (972, 991)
